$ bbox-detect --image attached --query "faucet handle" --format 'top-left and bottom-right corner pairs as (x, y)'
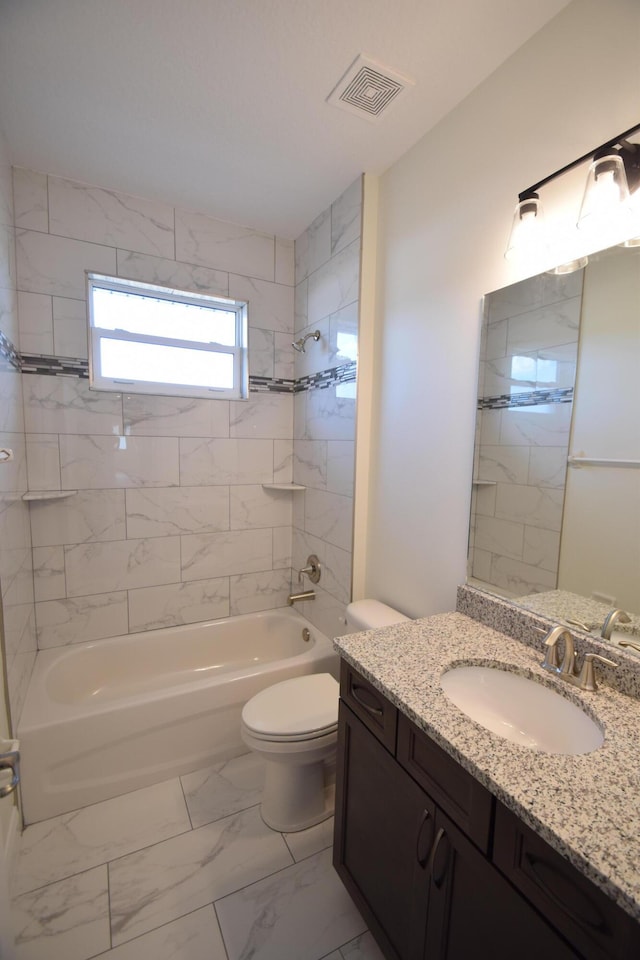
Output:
(618, 638), (640, 654)
(577, 653), (618, 692)
(298, 554), (321, 584)
(564, 617), (591, 633)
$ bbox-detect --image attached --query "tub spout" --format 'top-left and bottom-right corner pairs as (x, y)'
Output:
(287, 590), (316, 605)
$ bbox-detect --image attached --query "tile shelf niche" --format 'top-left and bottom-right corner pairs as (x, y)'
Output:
(23, 490), (77, 501)
(261, 483), (306, 491)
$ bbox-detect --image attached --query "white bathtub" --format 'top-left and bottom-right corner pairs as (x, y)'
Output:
(18, 608), (338, 824)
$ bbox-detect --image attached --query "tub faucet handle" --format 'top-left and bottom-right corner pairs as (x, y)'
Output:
(298, 554), (321, 584)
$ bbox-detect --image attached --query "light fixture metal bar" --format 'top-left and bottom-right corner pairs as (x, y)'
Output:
(518, 122), (640, 202)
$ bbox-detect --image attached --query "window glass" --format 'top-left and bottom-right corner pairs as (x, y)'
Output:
(91, 287), (237, 345)
(99, 338), (235, 389)
(87, 273), (247, 399)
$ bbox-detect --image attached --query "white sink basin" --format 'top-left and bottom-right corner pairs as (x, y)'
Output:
(440, 665), (604, 754)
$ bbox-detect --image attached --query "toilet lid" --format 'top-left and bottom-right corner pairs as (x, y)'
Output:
(242, 673), (339, 738)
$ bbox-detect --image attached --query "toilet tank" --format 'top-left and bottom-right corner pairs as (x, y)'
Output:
(345, 599), (409, 631)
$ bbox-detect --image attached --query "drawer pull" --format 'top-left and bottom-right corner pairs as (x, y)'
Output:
(351, 683), (384, 717)
(524, 852), (607, 932)
(416, 809), (433, 867)
(428, 827), (450, 889)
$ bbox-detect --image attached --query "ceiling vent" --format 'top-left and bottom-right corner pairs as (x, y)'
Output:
(327, 55), (414, 121)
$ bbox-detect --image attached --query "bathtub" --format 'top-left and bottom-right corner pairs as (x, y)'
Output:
(17, 607), (339, 824)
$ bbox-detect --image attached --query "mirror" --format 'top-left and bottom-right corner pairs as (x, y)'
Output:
(468, 242), (640, 630)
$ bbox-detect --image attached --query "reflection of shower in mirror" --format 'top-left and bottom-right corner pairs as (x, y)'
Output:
(292, 330), (321, 353)
(468, 242), (640, 618)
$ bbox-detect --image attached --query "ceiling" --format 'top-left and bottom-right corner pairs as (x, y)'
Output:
(0, 0), (571, 239)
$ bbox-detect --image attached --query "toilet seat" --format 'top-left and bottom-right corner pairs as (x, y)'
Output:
(241, 673), (338, 742)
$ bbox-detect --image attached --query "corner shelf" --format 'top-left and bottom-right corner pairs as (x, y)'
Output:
(262, 483), (306, 491)
(23, 490), (78, 501)
(472, 480), (497, 486)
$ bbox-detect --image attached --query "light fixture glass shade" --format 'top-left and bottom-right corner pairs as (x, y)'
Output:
(577, 150), (630, 230)
(546, 257), (589, 275)
(504, 194), (546, 262)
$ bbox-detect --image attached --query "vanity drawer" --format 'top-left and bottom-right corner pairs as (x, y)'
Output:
(493, 802), (640, 960)
(396, 711), (493, 853)
(340, 660), (397, 752)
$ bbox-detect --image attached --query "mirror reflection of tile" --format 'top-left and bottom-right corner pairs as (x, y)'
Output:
(469, 245), (640, 617)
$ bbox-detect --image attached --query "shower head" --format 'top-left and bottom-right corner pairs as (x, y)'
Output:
(292, 330), (321, 353)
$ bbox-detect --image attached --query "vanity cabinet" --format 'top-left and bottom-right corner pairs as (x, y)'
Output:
(333, 661), (638, 960)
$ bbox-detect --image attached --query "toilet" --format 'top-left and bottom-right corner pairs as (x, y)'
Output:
(241, 599), (409, 832)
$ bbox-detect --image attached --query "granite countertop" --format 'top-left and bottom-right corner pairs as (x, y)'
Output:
(514, 589), (640, 639)
(334, 611), (640, 922)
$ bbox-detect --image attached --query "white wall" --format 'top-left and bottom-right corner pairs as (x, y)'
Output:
(363, 0), (640, 617)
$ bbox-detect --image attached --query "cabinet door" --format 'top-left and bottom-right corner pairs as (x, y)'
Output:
(493, 802), (640, 960)
(423, 807), (579, 960)
(334, 702), (434, 960)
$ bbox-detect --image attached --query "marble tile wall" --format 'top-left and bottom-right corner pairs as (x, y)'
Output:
(0, 142), (36, 728)
(292, 178), (361, 638)
(469, 271), (582, 597)
(13, 167), (298, 648)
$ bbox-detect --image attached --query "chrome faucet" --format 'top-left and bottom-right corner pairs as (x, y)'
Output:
(600, 609), (631, 640)
(541, 625), (617, 691)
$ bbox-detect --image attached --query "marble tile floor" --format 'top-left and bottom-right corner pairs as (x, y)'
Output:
(10, 753), (384, 960)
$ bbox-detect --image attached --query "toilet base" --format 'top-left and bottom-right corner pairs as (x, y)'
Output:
(260, 756), (335, 833)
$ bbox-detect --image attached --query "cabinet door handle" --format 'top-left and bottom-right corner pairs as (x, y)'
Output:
(524, 852), (606, 932)
(428, 827), (450, 889)
(416, 809), (433, 867)
(350, 683), (384, 717)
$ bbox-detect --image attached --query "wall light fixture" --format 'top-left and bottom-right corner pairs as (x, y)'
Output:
(505, 122), (640, 269)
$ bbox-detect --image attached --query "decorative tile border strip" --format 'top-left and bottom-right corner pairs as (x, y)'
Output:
(21, 354), (90, 378)
(294, 360), (357, 393)
(16, 350), (358, 395)
(478, 386), (573, 410)
(0, 330), (21, 373)
(248, 376), (295, 394)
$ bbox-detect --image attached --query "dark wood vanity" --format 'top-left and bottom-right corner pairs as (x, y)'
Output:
(333, 659), (640, 960)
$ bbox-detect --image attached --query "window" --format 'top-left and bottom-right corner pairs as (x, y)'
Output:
(87, 273), (248, 399)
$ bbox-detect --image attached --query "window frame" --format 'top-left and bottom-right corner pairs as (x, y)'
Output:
(86, 272), (249, 400)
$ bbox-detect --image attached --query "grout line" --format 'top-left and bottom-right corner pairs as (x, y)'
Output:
(212, 839), (301, 913)
(178, 774), (195, 832)
(213, 900), (232, 960)
(105, 903), (229, 959)
(281, 831), (295, 862)
(12, 861), (109, 902)
(106, 857), (113, 951)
